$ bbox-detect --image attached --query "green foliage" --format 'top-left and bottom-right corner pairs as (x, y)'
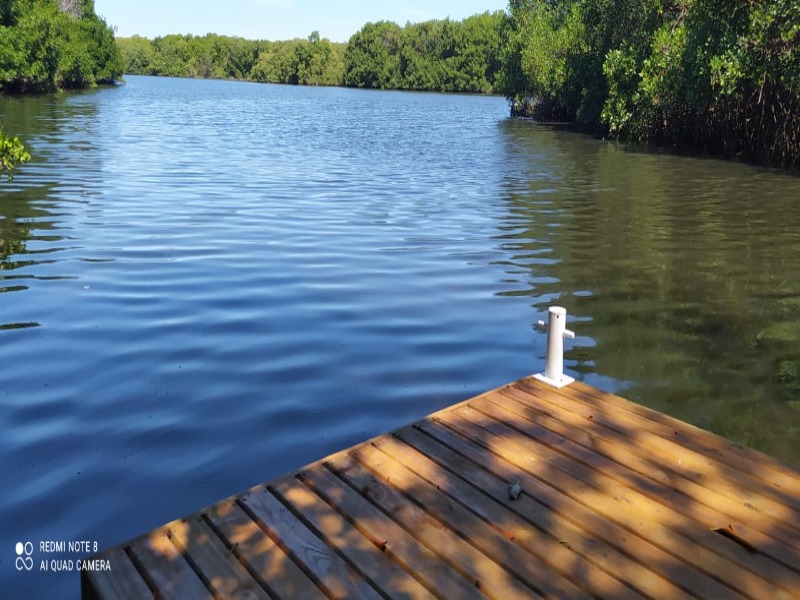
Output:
(601, 47), (639, 135)
(118, 32), (346, 87)
(289, 32), (345, 85)
(249, 40), (300, 84)
(116, 12), (505, 94)
(0, 127), (30, 181)
(343, 12), (506, 93)
(343, 21), (402, 89)
(501, 0), (800, 170)
(499, 2), (585, 118)
(0, 0), (122, 93)
(116, 35), (153, 74)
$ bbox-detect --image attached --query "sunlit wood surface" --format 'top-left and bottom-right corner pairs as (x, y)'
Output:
(82, 377), (800, 599)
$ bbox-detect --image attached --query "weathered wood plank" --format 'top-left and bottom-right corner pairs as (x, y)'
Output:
(510, 381), (800, 558)
(546, 380), (800, 526)
(270, 474), (437, 599)
(382, 428), (656, 597)
(300, 464), (486, 600)
(417, 417), (748, 600)
(391, 426), (686, 600)
(205, 500), (327, 599)
(490, 385), (800, 591)
(127, 524), (212, 600)
(81, 547), (153, 600)
(328, 452), (539, 600)
(349, 438), (592, 599)
(445, 405), (786, 599)
(553, 379), (800, 501)
(241, 482), (382, 600)
(84, 377), (800, 600)
(167, 516), (270, 599)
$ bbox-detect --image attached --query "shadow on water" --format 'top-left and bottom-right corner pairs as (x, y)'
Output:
(4, 78), (800, 599)
(0, 90), (105, 329)
(494, 119), (800, 468)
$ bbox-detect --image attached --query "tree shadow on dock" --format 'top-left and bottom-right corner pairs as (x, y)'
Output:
(83, 378), (800, 599)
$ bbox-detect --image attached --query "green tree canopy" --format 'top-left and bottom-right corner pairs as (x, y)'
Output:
(499, 0), (800, 170)
(0, 0), (122, 93)
(343, 12), (506, 93)
(116, 12), (506, 95)
(118, 32), (347, 87)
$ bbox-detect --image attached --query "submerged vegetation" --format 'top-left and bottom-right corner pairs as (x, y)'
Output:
(498, 0), (800, 170)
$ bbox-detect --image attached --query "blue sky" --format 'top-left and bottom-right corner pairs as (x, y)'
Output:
(93, 0), (509, 43)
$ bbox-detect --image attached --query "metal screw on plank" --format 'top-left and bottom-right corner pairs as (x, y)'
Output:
(534, 306), (575, 388)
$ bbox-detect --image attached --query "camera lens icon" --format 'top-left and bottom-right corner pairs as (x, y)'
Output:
(15, 541), (34, 571)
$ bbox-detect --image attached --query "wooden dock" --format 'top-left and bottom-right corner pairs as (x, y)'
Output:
(82, 377), (800, 599)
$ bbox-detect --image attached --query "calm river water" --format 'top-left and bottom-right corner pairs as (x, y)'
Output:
(2, 75), (800, 597)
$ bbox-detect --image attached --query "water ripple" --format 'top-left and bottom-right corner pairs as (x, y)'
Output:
(2, 77), (800, 598)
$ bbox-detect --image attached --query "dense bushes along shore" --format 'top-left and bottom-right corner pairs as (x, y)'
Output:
(0, 0), (122, 93)
(117, 11), (506, 94)
(1, 2), (798, 171)
(497, 0), (799, 171)
(117, 32), (347, 87)
(0, 0), (123, 175)
(117, 2), (798, 171)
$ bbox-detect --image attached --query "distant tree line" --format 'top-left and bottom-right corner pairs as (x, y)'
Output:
(498, 0), (800, 171)
(2, 2), (798, 172)
(343, 12), (505, 92)
(0, 0), (123, 93)
(116, 11), (506, 93)
(117, 32), (346, 86)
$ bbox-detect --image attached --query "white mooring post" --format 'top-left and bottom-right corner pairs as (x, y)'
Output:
(534, 306), (575, 388)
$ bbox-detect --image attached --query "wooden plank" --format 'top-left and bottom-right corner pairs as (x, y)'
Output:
(205, 500), (327, 599)
(446, 404), (791, 599)
(299, 464), (486, 600)
(127, 524), (213, 600)
(85, 376), (800, 600)
(493, 388), (798, 548)
(547, 380), (800, 527)
(390, 426), (688, 600)
(347, 439), (591, 599)
(270, 474), (437, 599)
(382, 428), (656, 598)
(511, 382), (800, 554)
(552, 379), (800, 500)
(81, 547), (153, 600)
(416, 417), (748, 600)
(328, 452), (540, 600)
(241, 482), (382, 600)
(567, 378), (800, 486)
(490, 385), (800, 591)
(167, 516), (270, 599)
